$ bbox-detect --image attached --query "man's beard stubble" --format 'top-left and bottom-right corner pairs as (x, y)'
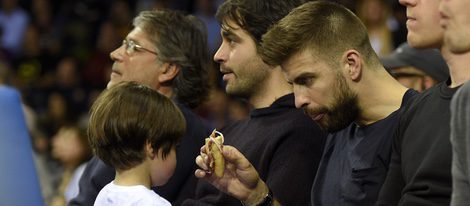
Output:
(304, 76), (360, 133)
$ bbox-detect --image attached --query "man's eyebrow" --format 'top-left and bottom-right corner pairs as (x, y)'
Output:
(221, 28), (237, 38)
(293, 72), (317, 83)
(126, 38), (140, 44)
(221, 23), (242, 37)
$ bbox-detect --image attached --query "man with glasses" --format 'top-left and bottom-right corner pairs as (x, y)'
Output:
(70, 9), (211, 205)
(121, 39), (159, 56)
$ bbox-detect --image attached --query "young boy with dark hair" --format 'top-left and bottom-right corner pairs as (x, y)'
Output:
(88, 81), (186, 206)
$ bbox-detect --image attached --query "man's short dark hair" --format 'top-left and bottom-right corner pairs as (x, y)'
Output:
(215, 0), (309, 48)
(260, 1), (380, 68)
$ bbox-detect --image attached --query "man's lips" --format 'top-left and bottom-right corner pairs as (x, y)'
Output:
(311, 113), (325, 121)
(111, 70), (122, 75)
(220, 67), (233, 81)
(110, 70), (122, 79)
(406, 16), (417, 28)
(406, 16), (416, 22)
(219, 66), (232, 74)
(222, 73), (234, 81)
(305, 110), (325, 121)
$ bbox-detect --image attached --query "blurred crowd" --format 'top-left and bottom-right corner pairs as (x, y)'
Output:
(0, 0), (408, 205)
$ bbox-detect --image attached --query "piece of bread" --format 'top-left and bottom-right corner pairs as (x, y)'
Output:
(205, 129), (225, 177)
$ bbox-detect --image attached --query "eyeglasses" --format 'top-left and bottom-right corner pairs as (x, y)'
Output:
(122, 39), (158, 56)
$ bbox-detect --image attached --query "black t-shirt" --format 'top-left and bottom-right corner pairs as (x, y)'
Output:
(378, 81), (460, 206)
(311, 89), (417, 206)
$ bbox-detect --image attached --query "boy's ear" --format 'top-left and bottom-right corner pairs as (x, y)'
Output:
(158, 63), (180, 84)
(146, 141), (156, 160)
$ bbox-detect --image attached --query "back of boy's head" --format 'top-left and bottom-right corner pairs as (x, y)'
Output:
(215, 0), (310, 47)
(88, 81), (186, 171)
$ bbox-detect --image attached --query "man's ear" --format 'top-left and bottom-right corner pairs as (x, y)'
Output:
(158, 63), (180, 84)
(341, 50), (362, 82)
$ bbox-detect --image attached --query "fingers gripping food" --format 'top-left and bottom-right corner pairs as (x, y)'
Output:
(205, 129), (225, 177)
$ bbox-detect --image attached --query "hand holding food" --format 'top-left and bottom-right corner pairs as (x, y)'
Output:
(205, 129), (225, 177)
(195, 145), (278, 206)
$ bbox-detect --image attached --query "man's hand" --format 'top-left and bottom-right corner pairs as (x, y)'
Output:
(195, 145), (270, 206)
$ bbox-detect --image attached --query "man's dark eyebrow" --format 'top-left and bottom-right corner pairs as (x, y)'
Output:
(293, 72), (317, 84)
(221, 28), (237, 39)
(220, 23), (241, 39)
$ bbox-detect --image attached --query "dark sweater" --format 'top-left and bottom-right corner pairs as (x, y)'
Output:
(182, 93), (327, 206)
(377, 81), (459, 206)
(312, 89), (417, 206)
(69, 103), (211, 205)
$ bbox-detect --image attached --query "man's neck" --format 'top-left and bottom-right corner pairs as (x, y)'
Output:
(157, 86), (174, 99)
(248, 67), (292, 109)
(440, 46), (470, 88)
(356, 69), (409, 126)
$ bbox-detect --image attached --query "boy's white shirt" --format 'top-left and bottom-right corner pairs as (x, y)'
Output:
(94, 181), (171, 206)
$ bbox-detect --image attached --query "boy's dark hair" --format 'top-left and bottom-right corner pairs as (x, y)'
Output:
(88, 81), (186, 171)
(134, 9), (210, 108)
(215, 0), (309, 48)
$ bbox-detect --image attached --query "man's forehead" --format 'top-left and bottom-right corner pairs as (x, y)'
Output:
(282, 50), (315, 70)
(220, 18), (246, 34)
(126, 27), (152, 44)
(281, 50), (324, 79)
(280, 57), (303, 81)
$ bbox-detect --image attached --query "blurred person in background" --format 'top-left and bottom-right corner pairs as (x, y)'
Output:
(194, 0), (222, 54)
(107, 0), (133, 40)
(50, 124), (91, 206)
(357, 0), (394, 56)
(0, 60), (10, 85)
(0, 0), (29, 59)
(82, 21), (120, 90)
(389, 2), (408, 48)
(381, 42), (449, 92)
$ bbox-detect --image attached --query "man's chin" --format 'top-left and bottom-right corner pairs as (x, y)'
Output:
(318, 119), (352, 133)
(321, 125), (346, 133)
(225, 86), (249, 98)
